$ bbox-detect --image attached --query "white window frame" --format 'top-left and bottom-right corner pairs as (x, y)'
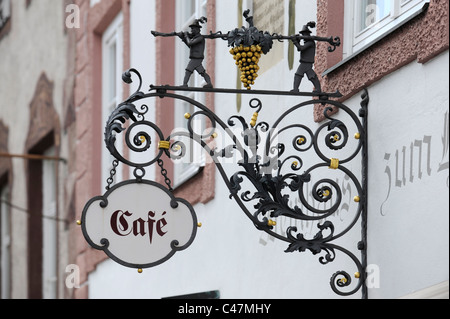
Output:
(1, 184), (11, 299)
(343, 0), (430, 58)
(173, 0), (208, 188)
(102, 13), (124, 191)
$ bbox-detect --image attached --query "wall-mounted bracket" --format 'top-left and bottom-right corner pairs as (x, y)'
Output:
(96, 68), (370, 298)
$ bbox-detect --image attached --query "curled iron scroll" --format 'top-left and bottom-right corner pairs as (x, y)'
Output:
(103, 69), (368, 298)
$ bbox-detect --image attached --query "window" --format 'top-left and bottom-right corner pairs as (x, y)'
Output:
(173, 0), (208, 188)
(344, 0), (429, 57)
(41, 148), (57, 299)
(357, 0), (391, 33)
(102, 13), (124, 191)
(27, 140), (58, 299)
(0, 184), (11, 299)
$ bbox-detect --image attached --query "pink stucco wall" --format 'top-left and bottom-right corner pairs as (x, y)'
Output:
(73, 0), (130, 299)
(314, 0), (449, 122)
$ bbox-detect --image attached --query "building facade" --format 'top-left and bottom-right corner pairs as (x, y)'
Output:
(0, 0), (76, 298)
(0, 0), (448, 299)
(72, 0), (449, 299)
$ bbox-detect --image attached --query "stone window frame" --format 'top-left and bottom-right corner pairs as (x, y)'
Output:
(72, 0), (131, 298)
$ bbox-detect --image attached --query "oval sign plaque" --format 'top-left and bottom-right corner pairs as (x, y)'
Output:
(81, 180), (197, 269)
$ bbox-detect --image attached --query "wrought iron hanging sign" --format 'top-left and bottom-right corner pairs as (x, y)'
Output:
(81, 180), (198, 269)
(80, 11), (369, 298)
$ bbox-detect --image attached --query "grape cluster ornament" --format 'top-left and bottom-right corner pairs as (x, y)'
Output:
(227, 10), (274, 90)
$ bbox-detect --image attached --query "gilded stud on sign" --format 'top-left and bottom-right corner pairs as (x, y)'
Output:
(267, 220), (277, 227)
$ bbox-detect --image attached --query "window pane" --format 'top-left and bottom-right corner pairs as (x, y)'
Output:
(173, 0), (208, 187)
(1, 185), (11, 299)
(108, 41), (117, 103)
(181, 0), (196, 24)
(42, 147), (57, 299)
(359, 0), (391, 32)
(102, 13), (124, 191)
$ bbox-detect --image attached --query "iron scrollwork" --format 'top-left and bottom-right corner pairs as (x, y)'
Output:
(103, 67), (369, 298)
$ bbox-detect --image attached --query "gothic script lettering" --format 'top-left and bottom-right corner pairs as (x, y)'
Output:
(110, 210), (168, 245)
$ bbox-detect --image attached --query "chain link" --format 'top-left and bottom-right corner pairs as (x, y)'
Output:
(105, 160), (119, 191)
(157, 159), (173, 192)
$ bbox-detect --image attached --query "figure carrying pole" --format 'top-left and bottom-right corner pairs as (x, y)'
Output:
(152, 15), (341, 93)
(152, 17), (213, 88)
(181, 17), (213, 88)
(291, 22), (322, 93)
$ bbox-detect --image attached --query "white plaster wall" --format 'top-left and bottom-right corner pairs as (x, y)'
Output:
(364, 51), (449, 298)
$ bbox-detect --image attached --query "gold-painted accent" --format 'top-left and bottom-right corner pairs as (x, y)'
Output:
(323, 190), (330, 197)
(329, 158), (339, 169)
(137, 269), (143, 274)
(292, 161), (299, 167)
(250, 112), (259, 128)
(354, 196), (361, 203)
(184, 113), (191, 119)
(333, 134), (340, 142)
(139, 136), (146, 143)
(211, 132), (218, 139)
(76, 220), (82, 226)
(173, 144), (182, 151)
(297, 137), (305, 145)
(158, 141), (170, 150)
(340, 278), (348, 284)
(354, 272), (361, 279)
(267, 220), (277, 227)
(197, 222), (202, 228)
(354, 133), (361, 140)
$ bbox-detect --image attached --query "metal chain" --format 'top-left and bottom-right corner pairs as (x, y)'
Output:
(157, 159), (173, 192)
(106, 159), (172, 191)
(105, 159), (119, 191)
